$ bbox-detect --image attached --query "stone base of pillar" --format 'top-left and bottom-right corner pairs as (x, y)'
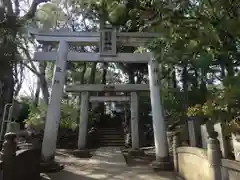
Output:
(40, 160), (64, 173)
(128, 149), (145, 157)
(73, 149), (91, 158)
(151, 157), (173, 171)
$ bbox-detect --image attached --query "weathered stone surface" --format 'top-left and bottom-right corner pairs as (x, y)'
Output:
(49, 147), (178, 180)
(15, 149), (41, 180)
(214, 123), (228, 158)
(72, 149), (91, 158)
(1, 132), (42, 180)
(221, 159), (240, 180)
(128, 149), (145, 157)
(40, 160), (64, 173)
(200, 124), (208, 149)
(228, 169), (240, 180)
(232, 133), (240, 161)
(2, 132), (17, 180)
(177, 147), (210, 180)
(187, 117), (204, 147)
(151, 159), (173, 171)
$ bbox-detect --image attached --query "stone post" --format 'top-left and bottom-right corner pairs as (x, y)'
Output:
(2, 132), (17, 180)
(41, 41), (69, 161)
(207, 133), (222, 180)
(130, 92), (139, 149)
(188, 118), (197, 147)
(148, 57), (171, 169)
(172, 134), (180, 172)
(78, 92), (89, 149)
(232, 133), (240, 161)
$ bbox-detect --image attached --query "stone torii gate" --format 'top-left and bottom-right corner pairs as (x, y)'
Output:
(30, 27), (170, 169)
(65, 85), (148, 151)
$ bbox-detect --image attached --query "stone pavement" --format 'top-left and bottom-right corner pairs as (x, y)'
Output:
(48, 147), (178, 180)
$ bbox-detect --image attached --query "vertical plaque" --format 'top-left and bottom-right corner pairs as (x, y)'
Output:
(100, 28), (117, 57)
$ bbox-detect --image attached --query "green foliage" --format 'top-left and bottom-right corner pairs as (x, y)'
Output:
(9, 0), (240, 136)
(35, 2), (67, 29)
(108, 3), (127, 24)
(24, 101), (78, 131)
(60, 102), (78, 130)
(161, 89), (184, 125)
(24, 103), (47, 131)
(187, 104), (203, 117)
(229, 116), (240, 134)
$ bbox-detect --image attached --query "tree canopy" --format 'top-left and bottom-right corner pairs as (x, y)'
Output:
(1, 0), (240, 135)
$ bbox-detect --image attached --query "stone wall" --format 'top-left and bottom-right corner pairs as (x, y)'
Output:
(1, 132), (42, 180)
(221, 159), (240, 180)
(176, 147), (210, 180)
(173, 135), (240, 180)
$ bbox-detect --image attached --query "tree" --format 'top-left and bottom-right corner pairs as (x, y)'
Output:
(0, 0), (51, 121)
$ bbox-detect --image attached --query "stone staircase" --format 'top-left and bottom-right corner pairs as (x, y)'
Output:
(98, 128), (125, 147)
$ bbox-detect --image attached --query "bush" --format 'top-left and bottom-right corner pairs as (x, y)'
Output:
(24, 102), (78, 132)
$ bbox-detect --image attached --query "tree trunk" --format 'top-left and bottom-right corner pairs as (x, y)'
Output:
(192, 69), (198, 89)
(226, 60), (234, 77)
(88, 62), (97, 110)
(33, 79), (41, 106)
(14, 62), (24, 98)
(172, 66), (177, 89)
(89, 62), (97, 84)
(136, 71), (143, 84)
(99, 63), (108, 115)
(182, 64), (189, 142)
(0, 63), (14, 124)
(128, 70), (135, 84)
(101, 63), (107, 85)
(39, 62), (49, 105)
(80, 63), (87, 84)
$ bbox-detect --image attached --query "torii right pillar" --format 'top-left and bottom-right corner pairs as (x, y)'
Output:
(148, 57), (172, 170)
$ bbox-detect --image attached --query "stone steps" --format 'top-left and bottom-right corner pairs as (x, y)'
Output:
(98, 128), (124, 147)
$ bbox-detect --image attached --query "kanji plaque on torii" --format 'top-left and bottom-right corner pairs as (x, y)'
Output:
(100, 25), (117, 57)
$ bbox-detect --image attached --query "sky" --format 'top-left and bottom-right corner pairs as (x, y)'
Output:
(19, 66), (38, 97)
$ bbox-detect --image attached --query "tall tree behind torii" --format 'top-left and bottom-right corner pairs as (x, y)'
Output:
(0, 0), (49, 121)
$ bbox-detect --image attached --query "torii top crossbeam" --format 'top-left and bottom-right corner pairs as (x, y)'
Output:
(29, 29), (160, 47)
(65, 84), (149, 92)
(30, 27), (158, 63)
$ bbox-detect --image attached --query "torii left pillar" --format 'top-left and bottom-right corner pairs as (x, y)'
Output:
(42, 41), (68, 161)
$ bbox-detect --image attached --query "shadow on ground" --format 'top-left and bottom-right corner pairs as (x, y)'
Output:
(48, 170), (95, 180)
(48, 147), (177, 180)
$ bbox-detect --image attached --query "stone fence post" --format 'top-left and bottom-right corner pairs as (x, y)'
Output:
(2, 132), (17, 180)
(172, 134), (180, 172)
(207, 135), (222, 180)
